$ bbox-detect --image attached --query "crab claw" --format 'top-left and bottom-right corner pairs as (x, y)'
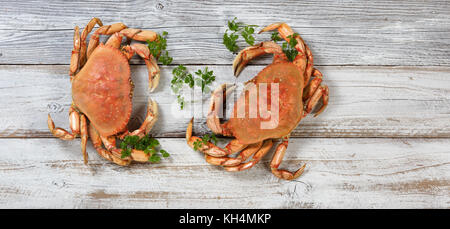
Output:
(207, 84), (236, 135)
(128, 99), (159, 137)
(232, 42), (283, 77)
(147, 55), (160, 92)
(186, 118), (230, 157)
(126, 43), (160, 92)
(258, 22), (284, 34)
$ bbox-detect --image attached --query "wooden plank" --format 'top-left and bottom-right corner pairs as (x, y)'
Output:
(0, 0), (449, 65)
(1, 65), (450, 138)
(0, 138), (447, 208)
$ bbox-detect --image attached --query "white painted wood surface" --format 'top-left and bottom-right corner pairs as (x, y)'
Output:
(0, 138), (448, 208)
(0, 0), (449, 208)
(0, 0), (449, 65)
(1, 65), (450, 138)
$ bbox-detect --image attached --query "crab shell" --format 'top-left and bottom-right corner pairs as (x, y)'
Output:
(223, 62), (304, 145)
(72, 44), (133, 137)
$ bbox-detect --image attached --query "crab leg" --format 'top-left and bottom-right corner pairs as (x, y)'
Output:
(270, 136), (306, 180)
(126, 99), (159, 138)
(121, 43), (160, 91)
(47, 106), (80, 140)
(237, 141), (263, 161)
(304, 85), (329, 117)
(187, 118), (229, 157)
(120, 28), (158, 42)
(303, 68), (323, 101)
(205, 155), (242, 167)
(207, 83), (236, 136)
(88, 124), (131, 166)
(203, 138), (249, 166)
(78, 18), (103, 68)
(69, 26), (81, 79)
(104, 28), (160, 91)
(80, 114), (88, 164)
(93, 99), (158, 164)
(125, 43), (161, 92)
(259, 23), (314, 86)
(232, 41), (283, 76)
(86, 22), (128, 58)
(203, 138), (248, 166)
(99, 135), (150, 163)
(225, 140), (273, 172)
(187, 118), (247, 158)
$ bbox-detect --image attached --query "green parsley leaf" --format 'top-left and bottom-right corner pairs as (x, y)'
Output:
(150, 154), (161, 163)
(194, 67), (216, 92)
(223, 31), (239, 53)
(160, 149), (170, 158)
(121, 148), (132, 159)
(120, 135), (169, 162)
(171, 65), (216, 109)
(223, 18), (259, 53)
(177, 95), (185, 110)
(146, 31), (172, 65)
(159, 50), (173, 65)
(281, 33), (299, 62)
(193, 133), (218, 151)
(241, 25), (257, 45)
(227, 17), (241, 32)
(271, 31), (282, 42)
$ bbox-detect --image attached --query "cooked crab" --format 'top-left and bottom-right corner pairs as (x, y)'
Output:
(186, 23), (329, 180)
(48, 18), (162, 165)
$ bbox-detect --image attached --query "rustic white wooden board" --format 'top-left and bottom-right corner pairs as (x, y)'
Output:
(1, 65), (449, 138)
(0, 138), (448, 208)
(0, 0), (449, 65)
(0, 0), (449, 209)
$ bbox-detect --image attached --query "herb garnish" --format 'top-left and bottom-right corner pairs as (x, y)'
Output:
(147, 31), (173, 65)
(193, 133), (218, 150)
(223, 17), (258, 53)
(120, 135), (169, 162)
(171, 65), (216, 109)
(281, 33), (299, 62)
(270, 31), (283, 42)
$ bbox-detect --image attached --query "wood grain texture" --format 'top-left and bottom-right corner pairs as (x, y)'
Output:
(0, 138), (448, 208)
(1, 65), (449, 138)
(0, 0), (449, 65)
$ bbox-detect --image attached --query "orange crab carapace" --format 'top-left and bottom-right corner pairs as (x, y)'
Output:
(187, 23), (329, 180)
(48, 18), (162, 165)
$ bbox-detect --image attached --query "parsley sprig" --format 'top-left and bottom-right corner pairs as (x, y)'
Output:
(171, 65), (216, 109)
(270, 31), (283, 42)
(270, 31), (299, 62)
(282, 33), (299, 62)
(193, 133), (218, 150)
(147, 31), (173, 65)
(120, 135), (170, 163)
(194, 67), (215, 93)
(223, 17), (258, 53)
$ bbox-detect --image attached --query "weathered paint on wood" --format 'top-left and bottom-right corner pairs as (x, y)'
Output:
(0, 0), (449, 65)
(0, 138), (448, 208)
(0, 65), (449, 138)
